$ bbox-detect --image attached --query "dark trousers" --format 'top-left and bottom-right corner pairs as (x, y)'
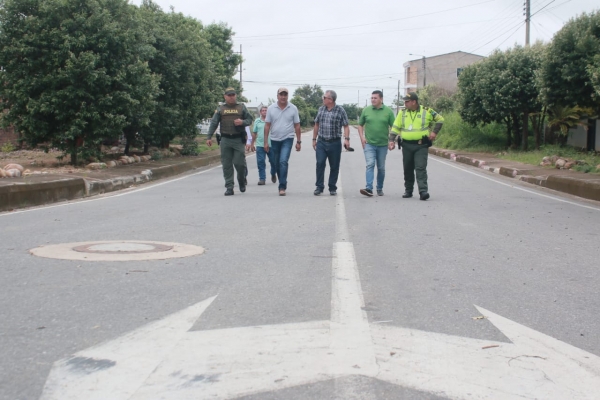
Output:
(220, 137), (246, 189)
(402, 141), (429, 193)
(315, 139), (342, 191)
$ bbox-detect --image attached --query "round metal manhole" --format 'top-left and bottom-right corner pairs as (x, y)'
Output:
(30, 241), (204, 262)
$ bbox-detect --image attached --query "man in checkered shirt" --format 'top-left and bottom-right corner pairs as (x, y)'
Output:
(311, 90), (350, 196)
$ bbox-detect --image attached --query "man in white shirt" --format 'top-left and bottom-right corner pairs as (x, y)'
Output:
(264, 88), (302, 196)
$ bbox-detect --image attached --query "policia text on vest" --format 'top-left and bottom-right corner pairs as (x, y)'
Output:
(206, 90), (254, 195)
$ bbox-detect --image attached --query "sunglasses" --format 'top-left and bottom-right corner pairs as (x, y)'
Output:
(225, 93), (236, 97)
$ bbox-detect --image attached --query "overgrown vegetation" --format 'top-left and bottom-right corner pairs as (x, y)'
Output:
(1, 142), (15, 153)
(499, 145), (600, 173)
(433, 112), (507, 152)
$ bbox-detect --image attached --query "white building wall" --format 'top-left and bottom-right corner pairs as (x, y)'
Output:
(567, 125), (587, 148)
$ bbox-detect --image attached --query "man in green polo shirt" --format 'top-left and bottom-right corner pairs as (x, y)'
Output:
(357, 90), (396, 197)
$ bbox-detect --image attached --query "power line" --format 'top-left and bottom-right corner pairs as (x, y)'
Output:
(531, 0), (557, 18)
(236, 0), (496, 39)
(453, 0), (523, 52)
(241, 18), (514, 42)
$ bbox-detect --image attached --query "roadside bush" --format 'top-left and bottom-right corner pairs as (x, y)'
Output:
(180, 136), (200, 156)
(1, 142), (15, 153)
(434, 111), (506, 152)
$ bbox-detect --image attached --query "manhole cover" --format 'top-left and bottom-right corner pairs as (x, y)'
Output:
(30, 241), (204, 262)
(73, 243), (173, 254)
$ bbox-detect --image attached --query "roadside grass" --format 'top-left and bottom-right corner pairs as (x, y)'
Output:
(434, 112), (600, 173)
(434, 111), (506, 152)
(499, 145), (600, 174)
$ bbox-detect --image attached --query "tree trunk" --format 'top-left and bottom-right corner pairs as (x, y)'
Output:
(505, 118), (512, 148)
(512, 114), (521, 149)
(143, 140), (149, 154)
(70, 142), (77, 166)
(124, 140), (130, 156)
(522, 110), (529, 151)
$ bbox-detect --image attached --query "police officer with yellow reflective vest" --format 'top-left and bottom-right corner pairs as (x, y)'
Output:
(388, 92), (443, 200)
(207, 87), (254, 196)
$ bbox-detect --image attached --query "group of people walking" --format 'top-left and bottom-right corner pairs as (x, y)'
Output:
(206, 87), (444, 200)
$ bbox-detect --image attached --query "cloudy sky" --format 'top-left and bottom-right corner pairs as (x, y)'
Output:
(133, 0), (598, 107)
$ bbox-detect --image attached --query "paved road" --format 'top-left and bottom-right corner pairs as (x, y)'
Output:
(1, 127), (599, 399)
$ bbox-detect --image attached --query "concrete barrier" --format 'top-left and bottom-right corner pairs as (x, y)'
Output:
(544, 175), (600, 201)
(0, 178), (86, 212)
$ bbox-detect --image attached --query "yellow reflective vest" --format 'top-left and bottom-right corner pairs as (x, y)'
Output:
(392, 105), (444, 141)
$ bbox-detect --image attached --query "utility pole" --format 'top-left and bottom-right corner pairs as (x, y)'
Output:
(422, 56), (426, 87)
(523, 0), (531, 150)
(524, 0), (530, 46)
(397, 80), (400, 114)
(358, 90), (359, 106)
(410, 53), (426, 89)
(239, 44), (243, 89)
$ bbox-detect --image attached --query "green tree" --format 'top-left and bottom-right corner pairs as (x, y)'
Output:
(293, 84), (324, 109)
(539, 11), (600, 112)
(588, 54), (600, 103)
(290, 96), (312, 127)
(138, 1), (220, 153)
(0, 0), (158, 164)
(457, 44), (544, 149)
(341, 103), (360, 120)
(290, 84), (324, 127)
(202, 23), (245, 101)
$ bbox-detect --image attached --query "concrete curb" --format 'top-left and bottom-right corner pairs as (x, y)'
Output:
(0, 154), (221, 211)
(0, 178), (86, 212)
(429, 147), (600, 202)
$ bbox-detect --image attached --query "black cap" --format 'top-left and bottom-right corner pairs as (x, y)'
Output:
(402, 92), (418, 101)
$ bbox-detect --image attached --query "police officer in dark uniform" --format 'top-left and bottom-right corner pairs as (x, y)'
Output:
(207, 88), (254, 196)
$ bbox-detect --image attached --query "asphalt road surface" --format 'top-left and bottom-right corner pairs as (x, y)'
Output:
(2, 127), (599, 400)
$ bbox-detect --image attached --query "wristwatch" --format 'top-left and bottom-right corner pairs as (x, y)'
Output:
(297, 141), (302, 144)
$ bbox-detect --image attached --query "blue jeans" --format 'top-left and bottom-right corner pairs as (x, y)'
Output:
(364, 143), (388, 191)
(315, 139), (342, 191)
(270, 138), (294, 190)
(256, 146), (275, 181)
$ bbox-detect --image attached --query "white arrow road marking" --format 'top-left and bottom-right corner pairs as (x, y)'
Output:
(41, 179), (600, 399)
(40, 297), (216, 400)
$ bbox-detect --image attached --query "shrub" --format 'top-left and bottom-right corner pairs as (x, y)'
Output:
(1, 142), (15, 153)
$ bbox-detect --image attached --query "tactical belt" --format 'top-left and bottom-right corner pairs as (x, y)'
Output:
(318, 136), (341, 143)
(220, 133), (244, 139)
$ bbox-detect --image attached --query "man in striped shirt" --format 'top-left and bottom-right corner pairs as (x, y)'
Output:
(312, 90), (350, 196)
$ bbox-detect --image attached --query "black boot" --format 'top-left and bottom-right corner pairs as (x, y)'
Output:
(419, 191), (430, 200)
(402, 191), (413, 198)
(224, 188), (234, 196)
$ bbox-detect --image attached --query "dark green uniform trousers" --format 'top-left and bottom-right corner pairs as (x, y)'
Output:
(401, 141), (429, 194)
(220, 137), (246, 189)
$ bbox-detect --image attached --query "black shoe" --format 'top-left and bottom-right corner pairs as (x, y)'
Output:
(314, 188), (323, 196)
(377, 190), (384, 196)
(239, 184), (246, 193)
(402, 191), (413, 198)
(360, 188), (373, 197)
(224, 188), (234, 196)
(330, 190), (337, 196)
(419, 191), (430, 200)
(346, 146), (355, 152)
(271, 175), (277, 183)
